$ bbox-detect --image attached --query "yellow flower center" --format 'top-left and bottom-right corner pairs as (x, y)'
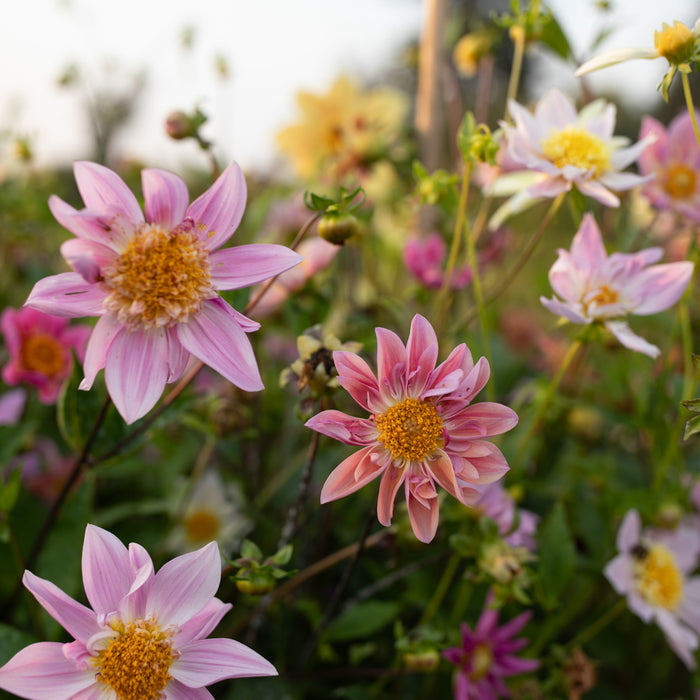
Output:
(469, 643), (493, 682)
(96, 619), (176, 700)
(102, 221), (214, 330)
(654, 21), (696, 64)
(375, 397), (444, 462)
(185, 510), (220, 543)
(20, 334), (65, 377)
(633, 544), (684, 610)
(541, 126), (611, 176)
(664, 163), (697, 199)
(582, 285), (619, 317)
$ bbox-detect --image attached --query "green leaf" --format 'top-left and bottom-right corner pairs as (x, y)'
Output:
(240, 539), (263, 561)
(0, 468), (22, 513)
(0, 623), (36, 664)
(537, 501), (576, 608)
(269, 544), (293, 566)
(684, 414), (700, 440)
(539, 11), (572, 61)
(325, 600), (401, 642)
(681, 397), (700, 413)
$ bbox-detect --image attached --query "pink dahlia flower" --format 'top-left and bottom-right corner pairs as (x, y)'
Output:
(443, 592), (539, 699)
(0, 524), (276, 699)
(305, 314), (518, 543)
(402, 233), (472, 290)
(24, 161), (303, 423)
(638, 112), (700, 223)
(1, 307), (91, 405)
(540, 213), (693, 358)
(605, 509), (700, 669)
(488, 88), (653, 226)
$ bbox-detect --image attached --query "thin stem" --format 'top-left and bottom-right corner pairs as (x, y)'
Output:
(505, 25), (526, 116)
(566, 598), (627, 650)
(419, 553), (460, 627)
(681, 72), (700, 151)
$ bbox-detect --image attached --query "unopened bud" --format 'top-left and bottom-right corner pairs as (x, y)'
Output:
(318, 212), (359, 245)
(165, 111), (193, 140)
(402, 649), (440, 672)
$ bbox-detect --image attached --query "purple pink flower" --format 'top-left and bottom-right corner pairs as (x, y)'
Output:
(402, 233), (471, 290)
(540, 213), (693, 358)
(305, 314), (518, 543)
(605, 509), (700, 669)
(0, 524), (276, 699)
(1, 307), (91, 405)
(638, 111), (700, 223)
(442, 592), (539, 699)
(24, 161), (302, 423)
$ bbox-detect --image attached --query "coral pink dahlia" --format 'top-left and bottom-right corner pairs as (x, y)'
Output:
(0, 524), (276, 699)
(305, 314), (518, 543)
(24, 161), (303, 423)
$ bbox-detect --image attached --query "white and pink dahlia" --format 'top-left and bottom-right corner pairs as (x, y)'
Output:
(0, 524), (276, 699)
(24, 161), (302, 423)
(305, 314), (518, 543)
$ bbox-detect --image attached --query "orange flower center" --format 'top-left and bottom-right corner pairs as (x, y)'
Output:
(102, 221), (214, 330)
(469, 643), (493, 681)
(185, 510), (220, 543)
(20, 334), (65, 377)
(664, 163), (697, 199)
(95, 618), (176, 700)
(654, 21), (696, 64)
(375, 397), (444, 462)
(582, 285), (619, 317)
(633, 544), (683, 610)
(541, 126), (611, 176)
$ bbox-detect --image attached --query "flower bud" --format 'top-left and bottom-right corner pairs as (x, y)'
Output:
(402, 649), (440, 672)
(317, 212), (359, 245)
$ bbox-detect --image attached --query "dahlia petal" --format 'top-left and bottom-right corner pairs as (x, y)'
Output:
(574, 47), (659, 76)
(405, 486), (439, 543)
(176, 298), (263, 392)
(624, 262), (693, 315)
(0, 642), (95, 700)
(22, 571), (98, 644)
(60, 238), (117, 284)
(81, 524), (132, 617)
(449, 403), (519, 437)
(334, 351), (382, 412)
(209, 244), (303, 290)
(540, 296), (588, 324)
(376, 465), (406, 526)
(187, 161), (247, 251)
(458, 356), (491, 403)
(604, 320), (660, 358)
(536, 87), (579, 127)
(74, 161), (144, 224)
(320, 446), (385, 503)
(79, 314), (120, 391)
(305, 410), (378, 445)
(118, 544), (155, 622)
(406, 314), (438, 375)
(142, 168), (189, 229)
(25, 273), (106, 318)
(49, 196), (116, 244)
(375, 327), (406, 388)
(71, 684), (116, 700)
(146, 541), (221, 628)
(166, 326), (191, 383)
(104, 326), (169, 423)
(638, 116), (667, 171)
(171, 638), (277, 687)
(176, 599), (232, 647)
(575, 179), (620, 207)
(426, 452), (463, 502)
(570, 214), (607, 271)
(655, 610), (699, 670)
(164, 682), (214, 700)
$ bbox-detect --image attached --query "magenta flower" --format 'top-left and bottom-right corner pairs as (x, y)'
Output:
(402, 233), (472, 290)
(0, 388), (26, 426)
(305, 314), (518, 543)
(443, 593), (539, 700)
(1, 307), (91, 405)
(24, 161), (303, 423)
(540, 213), (693, 358)
(605, 509), (700, 669)
(0, 524), (276, 699)
(638, 112), (700, 223)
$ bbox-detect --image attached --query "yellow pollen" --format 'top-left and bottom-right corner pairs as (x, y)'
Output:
(375, 397), (444, 462)
(654, 21), (695, 64)
(664, 163), (697, 199)
(469, 643), (493, 682)
(582, 284), (619, 316)
(634, 544), (683, 610)
(102, 222), (214, 330)
(541, 126), (611, 175)
(20, 334), (65, 377)
(185, 510), (220, 543)
(96, 619), (175, 700)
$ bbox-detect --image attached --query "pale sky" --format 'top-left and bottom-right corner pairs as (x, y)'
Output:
(2, 0), (699, 173)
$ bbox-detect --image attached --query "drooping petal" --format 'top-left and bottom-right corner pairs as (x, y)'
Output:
(605, 320), (660, 358)
(104, 326), (169, 423)
(425, 452), (464, 502)
(305, 410), (377, 446)
(0, 642), (96, 700)
(187, 162), (247, 251)
(171, 638), (277, 687)
(208, 244), (303, 290)
(320, 446), (385, 503)
(540, 296), (588, 324)
(25, 273), (106, 318)
(146, 542), (221, 628)
(60, 238), (117, 284)
(176, 298), (263, 392)
(574, 47), (660, 76)
(142, 168), (189, 229)
(79, 314), (120, 391)
(175, 599), (232, 647)
(74, 161), (143, 224)
(405, 485), (440, 543)
(376, 464), (406, 526)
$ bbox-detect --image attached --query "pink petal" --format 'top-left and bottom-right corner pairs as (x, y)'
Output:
(164, 682), (214, 700)
(405, 486), (439, 543)
(320, 446), (385, 503)
(176, 298), (263, 392)
(0, 642), (95, 700)
(540, 296), (588, 324)
(104, 326), (169, 423)
(209, 244), (303, 290)
(74, 161), (143, 223)
(49, 196), (117, 244)
(175, 599), (232, 647)
(25, 273), (106, 318)
(171, 638), (277, 687)
(616, 509), (641, 551)
(0, 388), (26, 426)
(376, 465), (406, 526)
(166, 327), (191, 383)
(142, 168), (189, 229)
(624, 262), (693, 315)
(449, 403), (519, 438)
(71, 685), (116, 699)
(118, 543), (156, 622)
(605, 320), (660, 358)
(22, 571), (99, 644)
(570, 214), (607, 272)
(426, 452), (463, 501)
(305, 410), (378, 446)
(146, 541), (221, 628)
(187, 162), (247, 251)
(334, 351), (381, 412)
(79, 314), (120, 391)
(60, 238), (117, 284)
(81, 524), (132, 617)
(576, 180), (620, 207)
(406, 314), (439, 388)
(375, 327), (406, 388)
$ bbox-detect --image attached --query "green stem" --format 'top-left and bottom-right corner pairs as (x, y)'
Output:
(566, 598), (627, 650)
(681, 72), (700, 151)
(505, 25), (526, 116)
(419, 553), (460, 627)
